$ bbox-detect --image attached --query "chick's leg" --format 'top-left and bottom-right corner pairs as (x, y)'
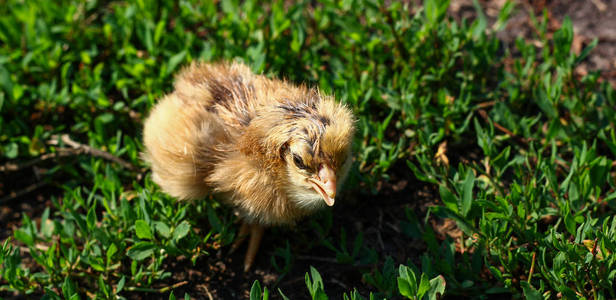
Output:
(244, 223), (264, 272)
(229, 222), (250, 254)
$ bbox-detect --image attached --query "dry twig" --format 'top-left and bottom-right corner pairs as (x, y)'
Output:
(203, 285), (214, 300)
(1, 134), (140, 173)
(49, 134), (140, 172)
(1, 150), (80, 172)
(528, 251), (536, 283)
(0, 134), (143, 203)
(477, 109), (530, 146)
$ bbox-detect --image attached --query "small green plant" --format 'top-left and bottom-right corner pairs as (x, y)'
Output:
(249, 280), (270, 300)
(305, 266), (329, 300)
(362, 256), (397, 298)
(397, 264), (446, 300)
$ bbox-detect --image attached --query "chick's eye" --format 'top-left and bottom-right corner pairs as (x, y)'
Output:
(292, 154), (308, 170)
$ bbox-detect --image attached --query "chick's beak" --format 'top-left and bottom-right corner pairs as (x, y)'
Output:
(308, 164), (337, 206)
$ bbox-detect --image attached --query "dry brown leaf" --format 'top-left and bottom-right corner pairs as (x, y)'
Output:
(434, 141), (450, 167)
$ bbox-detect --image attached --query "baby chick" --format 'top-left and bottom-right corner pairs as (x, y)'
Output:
(142, 62), (355, 271)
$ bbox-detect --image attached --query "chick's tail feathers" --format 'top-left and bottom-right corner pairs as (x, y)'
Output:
(143, 93), (229, 200)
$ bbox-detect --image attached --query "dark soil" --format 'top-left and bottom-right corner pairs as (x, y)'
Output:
(0, 167), (55, 241)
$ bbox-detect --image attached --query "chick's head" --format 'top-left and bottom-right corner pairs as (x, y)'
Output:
(275, 96), (355, 210)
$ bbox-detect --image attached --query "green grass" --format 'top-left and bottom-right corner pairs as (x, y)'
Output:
(1, 0), (616, 299)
